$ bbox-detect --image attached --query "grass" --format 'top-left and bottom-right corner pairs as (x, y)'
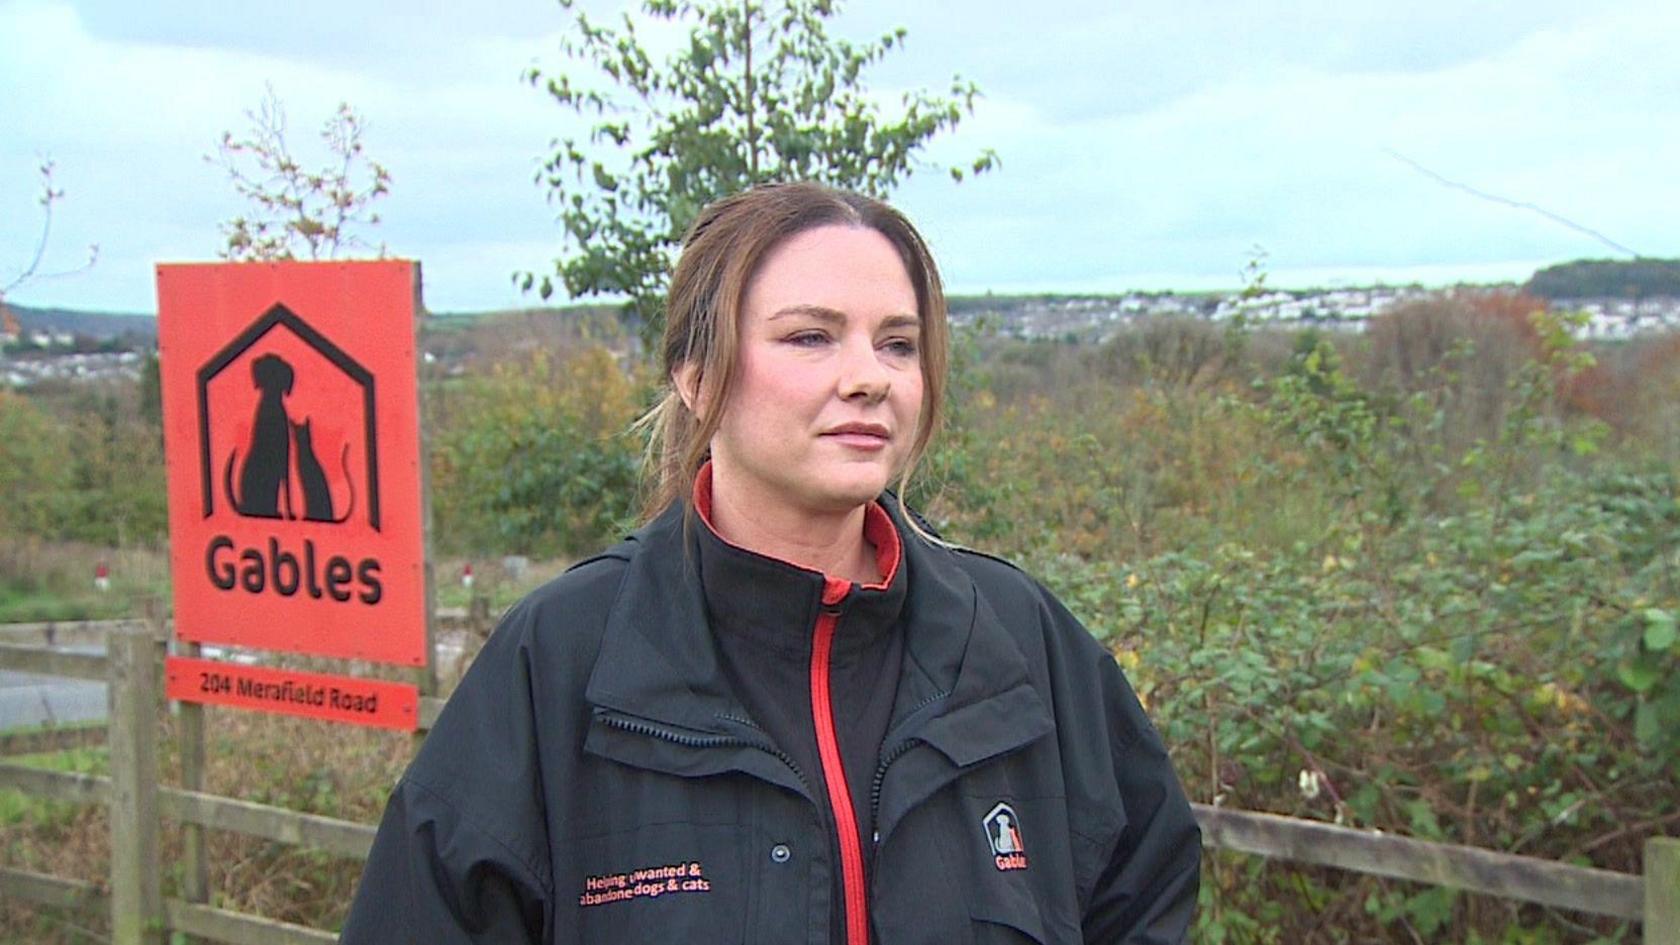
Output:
(0, 539), (170, 623)
(0, 745), (108, 829)
(0, 586), (126, 624)
(431, 554), (575, 612)
(0, 739), (113, 944)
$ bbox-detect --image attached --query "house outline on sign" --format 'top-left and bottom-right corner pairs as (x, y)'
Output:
(194, 302), (381, 530)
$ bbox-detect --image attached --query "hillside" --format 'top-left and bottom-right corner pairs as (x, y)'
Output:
(4, 303), (157, 342)
(1526, 257), (1680, 299)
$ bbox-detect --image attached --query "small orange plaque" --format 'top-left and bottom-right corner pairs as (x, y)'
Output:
(165, 657), (419, 732)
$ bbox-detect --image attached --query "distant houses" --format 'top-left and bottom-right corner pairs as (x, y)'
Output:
(4, 287), (1679, 389)
(1, 304), (147, 387)
(2, 349), (145, 388)
(952, 287), (1680, 343)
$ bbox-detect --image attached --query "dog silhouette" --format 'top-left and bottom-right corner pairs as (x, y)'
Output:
(224, 354), (295, 519)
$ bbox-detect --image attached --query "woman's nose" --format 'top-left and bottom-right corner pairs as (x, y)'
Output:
(837, 337), (889, 403)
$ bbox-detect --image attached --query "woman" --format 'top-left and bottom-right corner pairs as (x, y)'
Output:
(342, 183), (1200, 944)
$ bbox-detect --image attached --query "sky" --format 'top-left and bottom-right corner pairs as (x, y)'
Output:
(1, 0), (1676, 315)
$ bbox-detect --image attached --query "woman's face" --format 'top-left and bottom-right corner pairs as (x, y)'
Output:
(703, 224), (924, 519)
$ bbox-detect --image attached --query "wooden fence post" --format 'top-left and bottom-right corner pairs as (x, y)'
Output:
(177, 636), (210, 944)
(108, 623), (163, 945)
(416, 280), (440, 715)
(1648, 836), (1680, 945)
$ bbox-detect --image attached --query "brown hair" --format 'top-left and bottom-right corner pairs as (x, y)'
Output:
(640, 182), (949, 522)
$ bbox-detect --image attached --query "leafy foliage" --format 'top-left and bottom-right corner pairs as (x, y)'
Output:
(922, 302), (1676, 942)
(206, 86), (392, 261)
(521, 0), (996, 344)
(429, 344), (646, 556)
(0, 385), (166, 546)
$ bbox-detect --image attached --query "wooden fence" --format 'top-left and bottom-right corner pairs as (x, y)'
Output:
(1, 620), (1676, 944)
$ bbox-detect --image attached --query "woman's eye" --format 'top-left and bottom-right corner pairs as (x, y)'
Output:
(786, 331), (830, 347)
(882, 337), (918, 357)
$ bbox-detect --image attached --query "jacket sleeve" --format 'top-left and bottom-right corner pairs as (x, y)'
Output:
(338, 777), (549, 942)
(1078, 648), (1201, 944)
(1032, 586), (1201, 945)
(339, 599), (555, 943)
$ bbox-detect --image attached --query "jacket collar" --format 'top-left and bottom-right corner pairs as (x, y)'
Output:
(888, 503), (1054, 766)
(582, 500), (738, 730)
(582, 494), (1052, 776)
(691, 464), (906, 663)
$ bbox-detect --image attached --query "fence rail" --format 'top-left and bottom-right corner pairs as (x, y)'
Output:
(0, 611), (475, 648)
(0, 641), (108, 680)
(2, 624), (1676, 943)
(0, 868), (336, 945)
(1194, 803), (1646, 921)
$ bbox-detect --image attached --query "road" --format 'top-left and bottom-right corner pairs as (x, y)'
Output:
(0, 648), (107, 731)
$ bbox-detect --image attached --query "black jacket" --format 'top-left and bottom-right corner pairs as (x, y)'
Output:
(341, 500), (1201, 944)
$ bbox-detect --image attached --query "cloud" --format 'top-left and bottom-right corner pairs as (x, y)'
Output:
(3, 0), (1676, 311)
(892, 0), (1680, 293)
(0, 0), (575, 311)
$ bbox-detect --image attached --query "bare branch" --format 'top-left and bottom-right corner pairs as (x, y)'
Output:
(207, 85), (392, 261)
(3, 159), (98, 297)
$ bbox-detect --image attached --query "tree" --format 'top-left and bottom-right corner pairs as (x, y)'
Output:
(0, 389), (72, 538)
(207, 86), (393, 261)
(430, 344), (644, 555)
(522, 0), (997, 344)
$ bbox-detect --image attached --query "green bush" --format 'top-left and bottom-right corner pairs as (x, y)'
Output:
(428, 344), (646, 557)
(0, 385), (167, 546)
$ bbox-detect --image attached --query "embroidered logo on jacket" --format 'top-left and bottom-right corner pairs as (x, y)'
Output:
(982, 802), (1029, 871)
(579, 861), (711, 907)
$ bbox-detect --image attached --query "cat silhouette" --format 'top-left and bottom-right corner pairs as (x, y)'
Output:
(294, 419), (354, 524)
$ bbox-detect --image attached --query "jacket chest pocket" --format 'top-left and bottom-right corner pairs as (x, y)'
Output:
(875, 794), (1079, 945)
(960, 819), (1071, 945)
(966, 867), (1054, 945)
(568, 823), (749, 944)
(962, 793), (1076, 945)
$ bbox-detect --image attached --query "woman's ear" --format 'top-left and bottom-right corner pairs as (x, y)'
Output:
(672, 361), (704, 417)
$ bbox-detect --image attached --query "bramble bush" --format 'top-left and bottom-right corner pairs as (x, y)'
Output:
(928, 302), (1677, 943)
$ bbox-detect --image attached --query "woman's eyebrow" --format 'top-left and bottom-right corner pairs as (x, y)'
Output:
(768, 304), (846, 323)
(768, 304), (921, 327)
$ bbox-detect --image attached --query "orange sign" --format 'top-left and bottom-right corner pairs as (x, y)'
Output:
(157, 261), (427, 666)
(165, 657), (419, 731)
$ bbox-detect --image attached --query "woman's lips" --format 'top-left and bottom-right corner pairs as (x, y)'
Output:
(822, 423), (891, 450)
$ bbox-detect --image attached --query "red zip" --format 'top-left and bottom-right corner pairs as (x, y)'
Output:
(812, 577), (868, 945)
